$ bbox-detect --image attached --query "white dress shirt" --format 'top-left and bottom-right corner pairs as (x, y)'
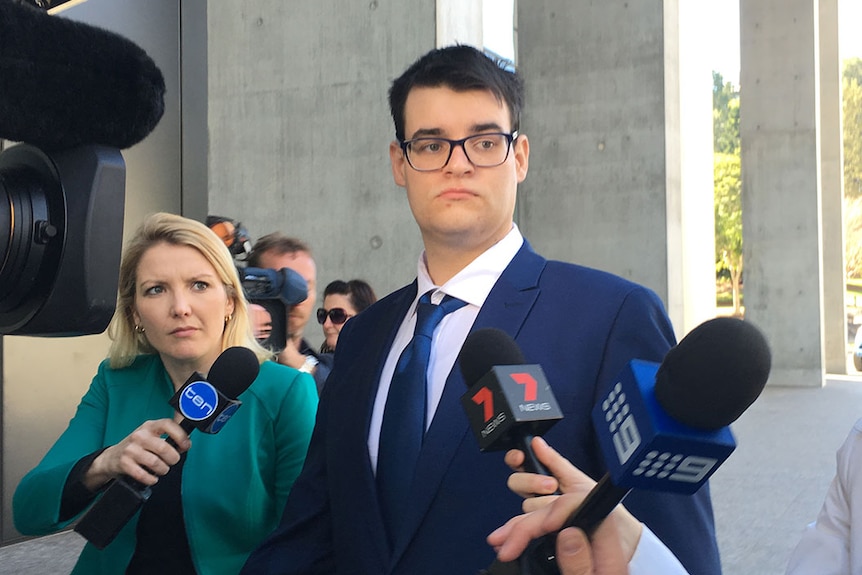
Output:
(785, 417), (862, 575)
(367, 224), (524, 472)
(631, 525), (691, 574)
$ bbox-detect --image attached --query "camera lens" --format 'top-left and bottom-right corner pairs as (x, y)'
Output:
(0, 145), (64, 330)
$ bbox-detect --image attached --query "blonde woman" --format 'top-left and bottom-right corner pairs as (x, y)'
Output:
(14, 213), (318, 574)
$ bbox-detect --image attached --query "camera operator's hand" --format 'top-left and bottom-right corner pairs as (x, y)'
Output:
(277, 336), (304, 368)
(488, 437), (642, 567)
(82, 419), (191, 492)
(249, 303), (273, 341)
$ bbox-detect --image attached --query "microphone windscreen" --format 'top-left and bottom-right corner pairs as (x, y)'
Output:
(208, 346), (260, 399)
(654, 317), (771, 429)
(0, 2), (165, 150)
(458, 328), (526, 387)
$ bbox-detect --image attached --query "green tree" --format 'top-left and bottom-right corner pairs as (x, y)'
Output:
(715, 152), (743, 314)
(846, 196), (862, 278)
(713, 72), (740, 154)
(845, 58), (862, 199)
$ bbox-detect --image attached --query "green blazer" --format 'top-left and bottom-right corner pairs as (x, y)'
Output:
(14, 355), (318, 575)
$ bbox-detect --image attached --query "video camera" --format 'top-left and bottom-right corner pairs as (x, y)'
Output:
(0, 1), (166, 336)
(0, 144), (125, 336)
(206, 216), (307, 354)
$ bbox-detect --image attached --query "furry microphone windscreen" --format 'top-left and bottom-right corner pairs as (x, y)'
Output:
(0, 1), (165, 150)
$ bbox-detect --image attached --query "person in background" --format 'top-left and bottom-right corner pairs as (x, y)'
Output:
(13, 212), (318, 575)
(785, 416), (862, 574)
(247, 233), (333, 393)
(242, 45), (720, 575)
(318, 279), (377, 353)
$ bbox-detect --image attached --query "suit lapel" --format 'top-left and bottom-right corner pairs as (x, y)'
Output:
(329, 284), (417, 567)
(389, 243), (547, 564)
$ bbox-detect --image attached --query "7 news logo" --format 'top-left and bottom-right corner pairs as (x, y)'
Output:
(461, 364), (562, 451)
(471, 371), (549, 422)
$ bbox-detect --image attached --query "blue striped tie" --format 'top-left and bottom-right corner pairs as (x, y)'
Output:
(377, 291), (466, 543)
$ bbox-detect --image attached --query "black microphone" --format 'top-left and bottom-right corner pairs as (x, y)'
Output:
(459, 328), (563, 475)
(74, 347), (260, 549)
(0, 1), (165, 150)
(484, 317), (771, 575)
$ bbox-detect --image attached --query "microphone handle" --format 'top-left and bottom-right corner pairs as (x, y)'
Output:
(75, 419), (196, 549)
(480, 474), (631, 575)
(519, 433), (550, 476)
(165, 417), (197, 449)
(563, 473), (631, 536)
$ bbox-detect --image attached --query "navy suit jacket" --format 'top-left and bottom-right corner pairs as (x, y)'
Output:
(242, 242), (722, 575)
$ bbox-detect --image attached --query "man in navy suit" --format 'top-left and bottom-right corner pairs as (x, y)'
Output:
(242, 44), (721, 575)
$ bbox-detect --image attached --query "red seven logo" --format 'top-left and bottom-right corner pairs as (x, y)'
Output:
(509, 373), (538, 401)
(471, 387), (494, 422)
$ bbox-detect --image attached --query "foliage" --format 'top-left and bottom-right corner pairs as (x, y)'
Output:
(713, 72), (740, 154)
(843, 58), (862, 279)
(715, 152), (743, 312)
(713, 71), (742, 312)
(845, 58), (862, 199)
(846, 196), (862, 278)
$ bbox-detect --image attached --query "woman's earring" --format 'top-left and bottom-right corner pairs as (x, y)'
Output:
(134, 324), (146, 334)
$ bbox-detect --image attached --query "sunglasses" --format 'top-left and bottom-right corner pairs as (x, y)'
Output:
(317, 307), (353, 325)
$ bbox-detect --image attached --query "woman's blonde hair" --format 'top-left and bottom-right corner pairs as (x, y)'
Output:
(107, 212), (270, 367)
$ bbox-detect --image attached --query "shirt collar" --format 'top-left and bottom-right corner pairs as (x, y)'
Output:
(414, 223), (524, 308)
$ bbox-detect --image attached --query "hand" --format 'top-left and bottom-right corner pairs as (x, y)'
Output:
(487, 437), (642, 566)
(554, 525), (629, 575)
(83, 418), (191, 491)
(277, 336), (306, 370)
(249, 303), (273, 341)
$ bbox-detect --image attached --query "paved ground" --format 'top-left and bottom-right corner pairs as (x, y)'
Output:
(3, 362), (862, 574)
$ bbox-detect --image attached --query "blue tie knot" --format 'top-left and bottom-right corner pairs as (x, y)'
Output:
(414, 291), (467, 340)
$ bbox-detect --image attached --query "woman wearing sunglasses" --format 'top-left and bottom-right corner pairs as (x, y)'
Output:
(317, 279), (377, 353)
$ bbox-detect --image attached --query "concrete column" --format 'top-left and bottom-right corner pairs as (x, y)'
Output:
(516, 0), (714, 337)
(740, 0), (824, 386)
(819, 0), (847, 374)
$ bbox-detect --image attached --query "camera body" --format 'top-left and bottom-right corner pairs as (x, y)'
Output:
(0, 143), (125, 336)
(206, 216), (308, 354)
(239, 266), (307, 354)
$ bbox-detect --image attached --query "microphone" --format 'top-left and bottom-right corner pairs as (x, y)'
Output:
(484, 317), (771, 575)
(0, 1), (166, 150)
(74, 347), (260, 549)
(459, 328), (563, 475)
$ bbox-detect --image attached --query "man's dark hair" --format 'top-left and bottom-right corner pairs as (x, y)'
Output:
(247, 233), (312, 267)
(388, 44), (525, 142)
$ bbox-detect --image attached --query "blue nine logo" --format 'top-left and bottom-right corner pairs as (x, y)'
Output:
(179, 381), (218, 421)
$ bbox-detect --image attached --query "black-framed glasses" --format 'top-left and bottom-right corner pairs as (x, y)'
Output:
(317, 307), (353, 325)
(399, 131), (518, 172)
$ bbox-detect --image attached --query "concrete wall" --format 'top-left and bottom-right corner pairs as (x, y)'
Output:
(207, 1), (435, 325)
(516, 0), (715, 338)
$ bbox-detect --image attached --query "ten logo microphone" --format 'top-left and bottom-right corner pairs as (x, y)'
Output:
(74, 347), (259, 549)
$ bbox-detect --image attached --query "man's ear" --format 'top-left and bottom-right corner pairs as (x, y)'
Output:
(513, 134), (529, 183)
(389, 141), (408, 188)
